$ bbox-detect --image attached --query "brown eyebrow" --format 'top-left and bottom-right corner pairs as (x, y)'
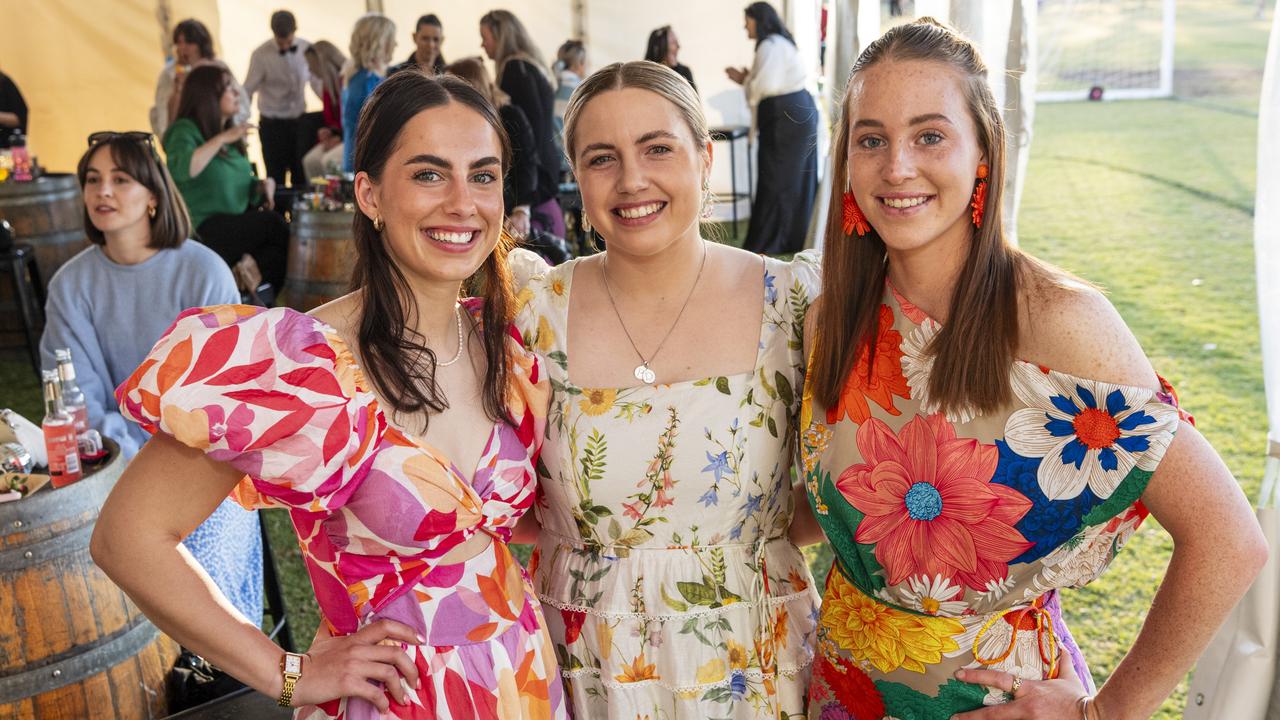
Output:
(853, 113), (954, 130)
(404, 154), (501, 169)
(578, 130), (682, 159)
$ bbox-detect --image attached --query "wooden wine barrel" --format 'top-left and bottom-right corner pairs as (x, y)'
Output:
(0, 441), (179, 719)
(283, 207), (355, 312)
(0, 174), (90, 290)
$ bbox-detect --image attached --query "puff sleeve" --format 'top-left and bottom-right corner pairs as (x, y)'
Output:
(116, 304), (379, 513)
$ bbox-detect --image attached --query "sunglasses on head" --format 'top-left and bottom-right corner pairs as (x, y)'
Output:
(87, 131), (161, 162)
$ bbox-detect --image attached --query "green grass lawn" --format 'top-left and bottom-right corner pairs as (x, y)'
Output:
(0, 1), (1269, 716)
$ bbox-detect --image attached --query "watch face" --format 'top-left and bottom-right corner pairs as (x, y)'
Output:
(283, 654), (302, 674)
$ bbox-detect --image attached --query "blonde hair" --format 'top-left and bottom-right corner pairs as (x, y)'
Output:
(345, 13), (396, 80)
(562, 61), (709, 165)
(305, 40), (346, 99)
(444, 57), (510, 108)
(479, 10), (549, 82)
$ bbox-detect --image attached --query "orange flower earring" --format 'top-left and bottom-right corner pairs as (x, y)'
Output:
(971, 164), (989, 228)
(843, 191), (870, 237)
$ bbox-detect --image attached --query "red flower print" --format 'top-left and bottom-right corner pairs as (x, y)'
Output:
(837, 414), (1034, 591)
(827, 305), (911, 425)
(562, 608), (587, 644)
(818, 653), (885, 720)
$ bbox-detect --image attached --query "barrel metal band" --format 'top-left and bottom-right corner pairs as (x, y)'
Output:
(0, 618), (159, 701)
(0, 523), (93, 572)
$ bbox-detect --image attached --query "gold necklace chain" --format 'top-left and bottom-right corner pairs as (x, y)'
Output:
(600, 241), (708, 385)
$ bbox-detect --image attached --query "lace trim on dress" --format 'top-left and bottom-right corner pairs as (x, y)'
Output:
(559, 655), (815, 690)
(537, 588), (815, 620)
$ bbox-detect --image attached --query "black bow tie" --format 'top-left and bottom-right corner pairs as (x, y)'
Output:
(278, 45), (297, 56)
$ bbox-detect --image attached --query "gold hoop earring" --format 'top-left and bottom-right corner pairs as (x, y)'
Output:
(148, 205), (157, 219)
(372, 215), (384, 232)
(581, 213), (592, 233)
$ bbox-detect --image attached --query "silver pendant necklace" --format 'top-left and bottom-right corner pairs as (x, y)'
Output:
(601, 241), (708, 385)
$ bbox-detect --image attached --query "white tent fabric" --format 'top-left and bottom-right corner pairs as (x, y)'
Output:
(1182, 8), (1280, 719)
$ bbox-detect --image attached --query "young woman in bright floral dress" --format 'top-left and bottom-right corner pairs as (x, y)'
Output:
(92, 72), (566, 718)
(800, 19), (1267, 720)
(509, 61), (823, 719)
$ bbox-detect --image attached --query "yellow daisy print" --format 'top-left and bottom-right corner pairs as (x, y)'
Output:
(579, 388), (617, 416)
(535, 315), (556, 353)
(821, 572), (963, 674)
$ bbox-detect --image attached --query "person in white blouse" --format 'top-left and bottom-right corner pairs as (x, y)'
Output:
(150, 19), (250, 139)
(726, 1), (818, 255)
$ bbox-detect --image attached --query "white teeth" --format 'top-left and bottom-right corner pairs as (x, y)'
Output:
(883, 196), (929, 209)
(427, 230), (473, 244)
(618, 202), (663, 219)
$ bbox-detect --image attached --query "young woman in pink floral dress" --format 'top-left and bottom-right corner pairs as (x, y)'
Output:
(800, 18), (1267, 720)
(92, 72), (566, 718)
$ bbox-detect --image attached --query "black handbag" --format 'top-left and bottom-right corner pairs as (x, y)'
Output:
(166, 649), (247, 712)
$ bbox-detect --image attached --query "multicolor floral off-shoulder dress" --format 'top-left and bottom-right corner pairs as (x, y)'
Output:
(800, 282), (1188, 720)
(117, 301), (567, 719)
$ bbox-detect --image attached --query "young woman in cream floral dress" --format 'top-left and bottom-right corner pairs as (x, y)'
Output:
(510, 61), (823, 719)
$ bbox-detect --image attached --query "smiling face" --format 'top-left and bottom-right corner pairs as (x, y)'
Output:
(572, 87), (709, 257)
(355, 101), (504, 288)
(82, 145), (157, 238)
(846, 59), (986, 259)
(414, 23), (443, 65)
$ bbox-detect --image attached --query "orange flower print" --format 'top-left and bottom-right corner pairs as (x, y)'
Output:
(827, 304), (910, 424)
(615, 653), (660, 683)
(837, 414), (1034, 591)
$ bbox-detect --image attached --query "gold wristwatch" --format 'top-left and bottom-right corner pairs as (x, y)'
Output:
(277, 652), (305, 707)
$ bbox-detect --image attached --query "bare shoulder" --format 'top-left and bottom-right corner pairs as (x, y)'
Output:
(709, 242), (768, 286)
(1018, 269), (1160, 391)
(307, 292), (362, 337)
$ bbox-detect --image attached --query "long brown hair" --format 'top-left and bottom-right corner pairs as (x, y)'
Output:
(350, 70), (516, 429)
(480, 10), (550, 82)
(174, 65), (244, 155)
(812, 18), (1025, 419)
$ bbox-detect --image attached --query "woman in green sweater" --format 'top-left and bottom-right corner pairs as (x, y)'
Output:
(164, 65), (288, 301)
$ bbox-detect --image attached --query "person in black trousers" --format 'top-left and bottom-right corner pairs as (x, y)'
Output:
(726, 2), (818, 255)
(243, 11), (311, 189)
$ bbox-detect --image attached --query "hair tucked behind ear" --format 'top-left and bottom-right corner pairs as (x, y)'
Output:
(350, 70), (515, 432)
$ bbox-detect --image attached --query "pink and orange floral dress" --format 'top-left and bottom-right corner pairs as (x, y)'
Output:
(800, 283), (1189, 719)
(117, 301), (567, 719)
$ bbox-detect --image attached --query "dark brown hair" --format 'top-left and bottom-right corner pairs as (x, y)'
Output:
(77, 135), (192, 249)
(174, 65), (245, 155)
(351, 70), (516, 429)
(812, 18), (1028, 419)
(270, 10), (296, 39)
(173, 19), (215, 60)
(443, 57), (509, 108)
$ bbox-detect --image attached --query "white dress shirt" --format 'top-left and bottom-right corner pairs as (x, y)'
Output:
(745, 34), (809, 109)
(243, 38), (312, 119)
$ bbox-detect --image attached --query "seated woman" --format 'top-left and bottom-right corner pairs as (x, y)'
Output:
(41, 130), (262, 628)
(91, 72), (566, 718)
(644, 25), (695, 92)
(302, 40), (346, 180)
(342, 13), (396, 174)
(164, 65), (289, 302)
(150, 18), (250, 139)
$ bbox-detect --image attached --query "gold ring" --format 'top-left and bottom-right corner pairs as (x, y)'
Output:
(1010, 676), (1024, 696)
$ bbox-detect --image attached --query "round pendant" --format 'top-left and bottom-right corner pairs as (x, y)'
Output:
(634, 364), (656, 384)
